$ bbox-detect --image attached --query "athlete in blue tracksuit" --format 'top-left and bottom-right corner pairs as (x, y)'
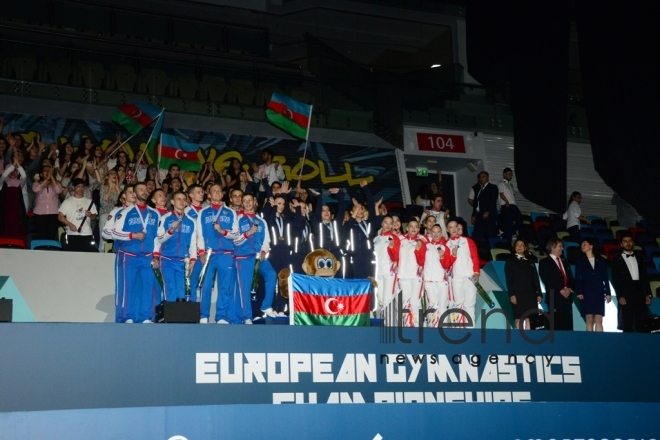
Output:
(232, 193), (269, 324)
(184, 184), (206, 301)
(196, 182), (239, 323)
(102, 185), (133, 322)
(112, 182), (160, 323)
(154, 191), (200, 302)
(343, 182), (377, 279)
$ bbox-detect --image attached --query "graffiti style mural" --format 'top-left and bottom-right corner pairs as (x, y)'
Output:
(0, 112), (401, 202)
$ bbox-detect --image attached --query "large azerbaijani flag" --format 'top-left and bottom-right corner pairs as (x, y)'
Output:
(111, 102), (162, 135)
(266, 92), (312, 139)
(290, 273), (371, 326)
(158, 133), (202, 172)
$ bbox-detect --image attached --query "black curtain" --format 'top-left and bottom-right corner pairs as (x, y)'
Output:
(467, 1), (572, 214)
(576, 1), (660, 224)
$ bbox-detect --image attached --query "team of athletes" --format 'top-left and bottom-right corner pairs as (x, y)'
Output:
(101, 170), (479, 327)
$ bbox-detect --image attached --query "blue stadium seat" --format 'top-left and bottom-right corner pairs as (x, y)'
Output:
(563, 241), (580, 260)
(645, 246), (660, 260)
(530, 212), (548, 223)
(30, 239), (62, 250)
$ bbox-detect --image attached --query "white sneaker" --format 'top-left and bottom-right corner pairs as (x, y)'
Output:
(142, 319), (153, 324)
(244, 319), (253, 325)
(125, 319), (134, 324)
(199, 318), (209, 324)
(217, 319), (229, 324)
(261, 308), (278, 318)
(277, 312), (286, 317)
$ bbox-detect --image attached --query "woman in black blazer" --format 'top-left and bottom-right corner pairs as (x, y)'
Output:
(505, 239), (543, 329)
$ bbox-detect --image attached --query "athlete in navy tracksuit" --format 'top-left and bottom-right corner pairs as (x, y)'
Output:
(232, 193), (268, 324)
(154, 191), (200, 302)
(343, 182), (377, 279)
(196, 183), (239, 324)
(112, 182), (160, 323)
(309, 187), (347, 276)
(102, 185), (133, 322)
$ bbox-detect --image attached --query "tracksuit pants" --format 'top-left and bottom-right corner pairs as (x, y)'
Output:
(451, 276), (477, 327)
(398, 277), (424, 328)
(122, 253), (158, 322)
(160, 257), (186, 302)
(425, 280), (449, 328)
(233, 255), (256, 323)
(201, 252), (235, 322)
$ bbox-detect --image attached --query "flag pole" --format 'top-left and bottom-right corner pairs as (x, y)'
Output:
(99, 133), (138, 167)
(297, 105), (313, 182)
(133, 109), (164, 168)
(157, 133), (163, 171)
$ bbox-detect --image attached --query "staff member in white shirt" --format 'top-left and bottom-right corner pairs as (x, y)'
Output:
(58, 178), (98, 252)
(498, 168), (523, 243)
(563, 191), (590, 243)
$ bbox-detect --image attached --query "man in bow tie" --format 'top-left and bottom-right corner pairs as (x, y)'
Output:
(611, 232), (652, 332)
(539, 237), (575, 331)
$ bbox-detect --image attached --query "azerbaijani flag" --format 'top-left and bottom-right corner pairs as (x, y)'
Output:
(266, 92), (312, 139)
(112, 102), (162, 135)
(290, 273), (371, 326)
(158, 133), (201, 172)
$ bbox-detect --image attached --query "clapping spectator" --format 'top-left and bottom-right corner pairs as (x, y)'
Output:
(99, 169), (121, 250)
(0, 152), (28, 240)
(32, 164), (62, 241)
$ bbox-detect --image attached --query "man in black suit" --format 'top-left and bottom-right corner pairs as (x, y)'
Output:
(539, 237), (576, 331)
(468, 171), (499, 240)
(611, 232), (652, 332)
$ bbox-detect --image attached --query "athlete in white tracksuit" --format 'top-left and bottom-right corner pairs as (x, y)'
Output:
(373, 215), (400, 322)
(445, 220), (481, 327)
(396, 220), (427, 328)
(423, 224), (455, 328)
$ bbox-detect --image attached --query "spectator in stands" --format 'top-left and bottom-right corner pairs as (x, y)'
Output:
(162, 163), (182, 193)
(66, 155), (101, 200)
(575, 238), (611, 332)
(116, 165), (127, 189)
(73, 137), (94, 162)
(99, 169), (121, 251)
(145, 165), (161, 188)
(421, 194), (449, 239)
(58, 178), (98, 252)
(145, 180), (156, 194)
(195, 162), (218, 188)
(563, 191), (590, 243)
(0, 154), (28, 240)
(611, 232), (652, 333)
(103, 134), (124, 170)
(505, 238), (542, 330)
(224, 158), (244, 191)
(252, 148), (284, 203)
(611, 192), (638, 229)
(498, 167), (524, 243)
(89, 145), (107, 182)
(32, 164), (62, 241)
(55, 143), (74, 178)
(468, 171), (499, 240)
(166, 177), (183, 208)
(426, 174), (443, 200)
(0, 137), (7, 174)
(112, 151), (130, 173)
(413, 184), (430, 207)
(539, 237), (575, 331)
